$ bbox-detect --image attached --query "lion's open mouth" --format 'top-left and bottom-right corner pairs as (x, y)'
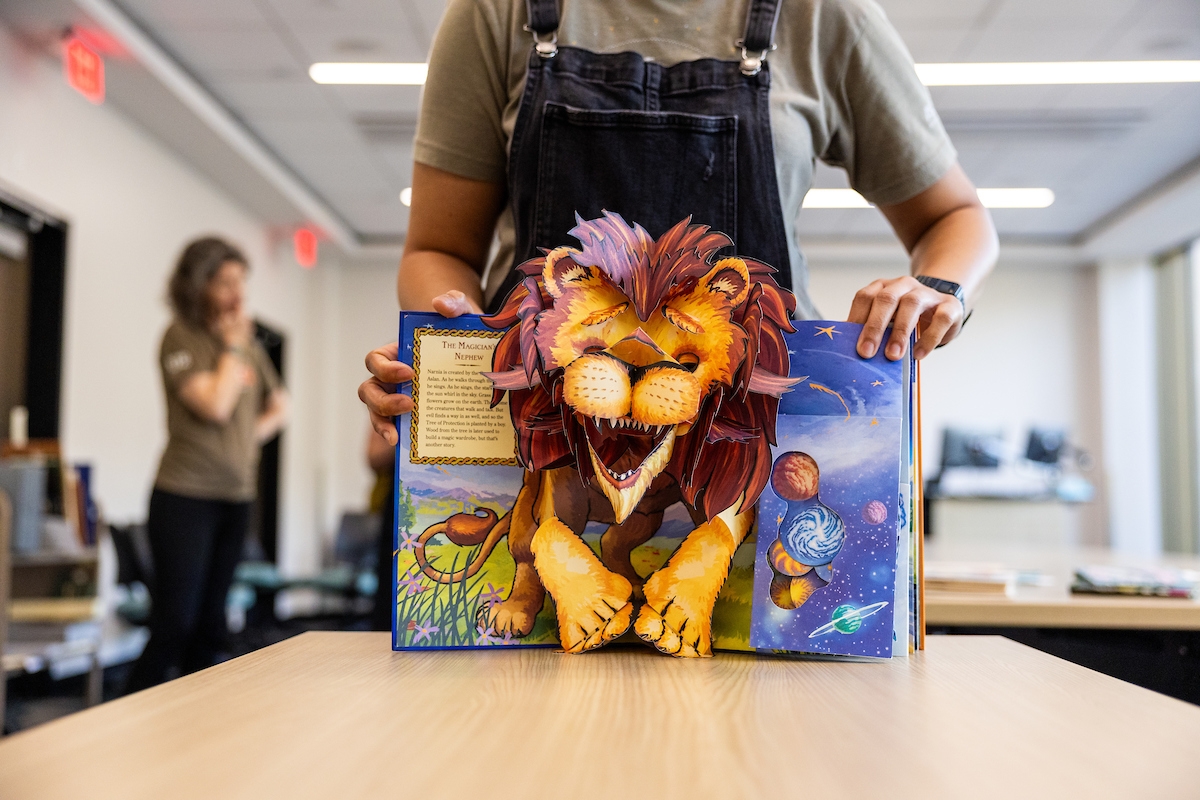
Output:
(582, 418), (677, 523)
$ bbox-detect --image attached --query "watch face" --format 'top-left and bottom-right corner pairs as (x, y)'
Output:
(917, 275), (963, 302)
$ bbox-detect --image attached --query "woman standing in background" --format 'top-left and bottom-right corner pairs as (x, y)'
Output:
(125, 237), (289, 692)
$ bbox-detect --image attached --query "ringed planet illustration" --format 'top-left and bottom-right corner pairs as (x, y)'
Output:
(807, 601), (890, 638)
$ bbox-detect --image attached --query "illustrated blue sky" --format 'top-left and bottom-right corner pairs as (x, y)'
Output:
(751, 321), (906, 659)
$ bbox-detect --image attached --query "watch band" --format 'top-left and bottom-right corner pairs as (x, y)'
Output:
(915, 275), (971, 336)
(914, 275), (964, 304)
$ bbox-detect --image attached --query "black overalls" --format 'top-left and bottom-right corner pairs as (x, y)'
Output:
(488, 0), (794, 313)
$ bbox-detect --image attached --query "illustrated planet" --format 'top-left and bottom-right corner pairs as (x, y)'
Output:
(781, 504), (845, 565)
(771, 452), (819, 501)
(807, 601), (890, 638)
(862, 500), (888, 525)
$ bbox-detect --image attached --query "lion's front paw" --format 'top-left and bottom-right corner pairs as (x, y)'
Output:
(635, 579), (712, 658)
(633, 521), (738, 657)
(559, 592), (634, 654)
(532, 518), (634, 654)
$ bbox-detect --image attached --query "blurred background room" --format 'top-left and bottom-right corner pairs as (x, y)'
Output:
(1, 0), (1199, 730)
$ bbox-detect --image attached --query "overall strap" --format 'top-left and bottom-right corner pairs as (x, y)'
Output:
(525, 0), (560, 57)
(738, 0), (784, 75)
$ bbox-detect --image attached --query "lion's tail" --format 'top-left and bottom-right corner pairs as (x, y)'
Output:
(413, 509), (510, 584)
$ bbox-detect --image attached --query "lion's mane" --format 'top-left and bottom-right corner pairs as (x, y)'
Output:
(484, 212), (796, 518)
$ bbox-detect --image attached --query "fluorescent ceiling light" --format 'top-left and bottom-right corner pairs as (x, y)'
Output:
(975, 188), (1055, 208)
(915, 60), (1200, 86)
(802, 189), (872, 209)
(802, 188), (1054, 209)
(400, 187), (412, 207)
(309, 62), (428, 85)
(307, 59), (1200, 87)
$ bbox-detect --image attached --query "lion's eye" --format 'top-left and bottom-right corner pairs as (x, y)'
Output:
(663, 305), (705, 334)
(581, 302), (628, 326)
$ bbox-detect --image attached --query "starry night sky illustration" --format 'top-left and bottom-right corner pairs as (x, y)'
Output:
(750, 321), (905, 658)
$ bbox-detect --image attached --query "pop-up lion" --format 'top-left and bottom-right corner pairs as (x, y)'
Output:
(415, 212), (796, 657)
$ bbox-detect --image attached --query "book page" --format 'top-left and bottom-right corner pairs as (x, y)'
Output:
(750, 321), (904, 659)
(409, 327), (517, 465)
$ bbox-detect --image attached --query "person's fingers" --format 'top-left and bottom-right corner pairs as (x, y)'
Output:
(431, 290), (482, 318)
(913, 300), (961, 360)
(847, 280), (884, 325)
(364, 343), (413, 384)
(884, 292), (930, 361)
(370, 409), (400, 446)
(360, 341), (415, 447)
(857, 281), (905, 359)
(358, 378), (414, 420)
(359, 371), (412, 447)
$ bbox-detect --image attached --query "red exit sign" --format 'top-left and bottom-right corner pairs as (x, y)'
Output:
(64, 37), (104, 104)
(294, 228), (318, 268)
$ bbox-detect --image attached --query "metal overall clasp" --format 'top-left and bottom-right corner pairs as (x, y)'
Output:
(524, 25), (558, 59)
(736, 40), (776, 76)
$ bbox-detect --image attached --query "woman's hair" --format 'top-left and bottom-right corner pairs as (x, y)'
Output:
(168, 236), (248, 326)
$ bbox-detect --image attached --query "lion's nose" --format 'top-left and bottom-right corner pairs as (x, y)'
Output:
(607, 328), (669, 368)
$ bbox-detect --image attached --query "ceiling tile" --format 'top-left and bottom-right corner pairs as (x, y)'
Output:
(74, 0), (1200, 243)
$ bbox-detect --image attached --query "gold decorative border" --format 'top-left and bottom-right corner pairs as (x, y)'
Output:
(409, 326), (518, 466)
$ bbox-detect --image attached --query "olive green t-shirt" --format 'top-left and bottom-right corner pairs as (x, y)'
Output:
(153, 320), (281, 502)
(413, 0), (956, 318)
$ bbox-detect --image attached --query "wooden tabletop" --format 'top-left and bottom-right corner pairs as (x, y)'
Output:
(925, 541), (1200, 629)
(2, 632), (1199, 799)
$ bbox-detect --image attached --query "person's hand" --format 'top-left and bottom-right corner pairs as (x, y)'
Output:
(358, 291), (484, 445)
(431, 289), (482, 317)
(848, 276), (964, 361)
(214, 309), (253, 350)
(360, 343), (413, 445)
(239, 363), (258, 388)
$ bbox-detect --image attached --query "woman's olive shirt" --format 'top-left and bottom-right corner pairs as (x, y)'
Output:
(153, 320), (281, 502)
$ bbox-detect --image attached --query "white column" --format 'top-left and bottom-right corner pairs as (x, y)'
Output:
(1097, 260), (1162, 557)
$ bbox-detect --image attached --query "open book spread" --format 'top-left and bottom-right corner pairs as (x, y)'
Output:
(392, 312), (922, 659)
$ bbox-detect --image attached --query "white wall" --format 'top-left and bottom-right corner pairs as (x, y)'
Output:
(331, 261), (400, 514)
(0, 27), (394, 577)
(807, 260), (1108, 543)
(1097, 260), (1161, 556)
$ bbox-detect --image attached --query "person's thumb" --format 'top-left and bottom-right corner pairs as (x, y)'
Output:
(431, 290), (477, 318)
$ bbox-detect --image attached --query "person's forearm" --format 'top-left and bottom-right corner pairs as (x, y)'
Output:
(255, 389), (290, 443)
(180, 353), (247, 423)
(210, 353), (249, 420)
(398, 250), (485, 312)
(908, 204), (998, 311)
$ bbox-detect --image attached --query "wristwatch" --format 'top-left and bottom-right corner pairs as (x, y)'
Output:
(915, 275), (971, 329)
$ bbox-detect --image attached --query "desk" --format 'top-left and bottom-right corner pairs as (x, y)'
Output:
(925, 541), (1200, 629)
(925, 541), (1200, 704)
(1, 632), (1198, 798)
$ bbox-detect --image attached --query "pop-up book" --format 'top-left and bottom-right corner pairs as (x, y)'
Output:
(392, 213), (922, 658)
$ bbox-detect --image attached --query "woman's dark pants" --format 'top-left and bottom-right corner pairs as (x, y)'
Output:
(125, 489), (250, 692)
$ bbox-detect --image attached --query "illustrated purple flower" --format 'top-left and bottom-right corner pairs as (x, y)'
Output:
(412, 621), (439, 643)
(398, 529), (420, 552)
(480, 583), (504, 607)
(398, 569), (427, 596)
(500, 630), (516, 645)
(475, 624), (500, 646)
